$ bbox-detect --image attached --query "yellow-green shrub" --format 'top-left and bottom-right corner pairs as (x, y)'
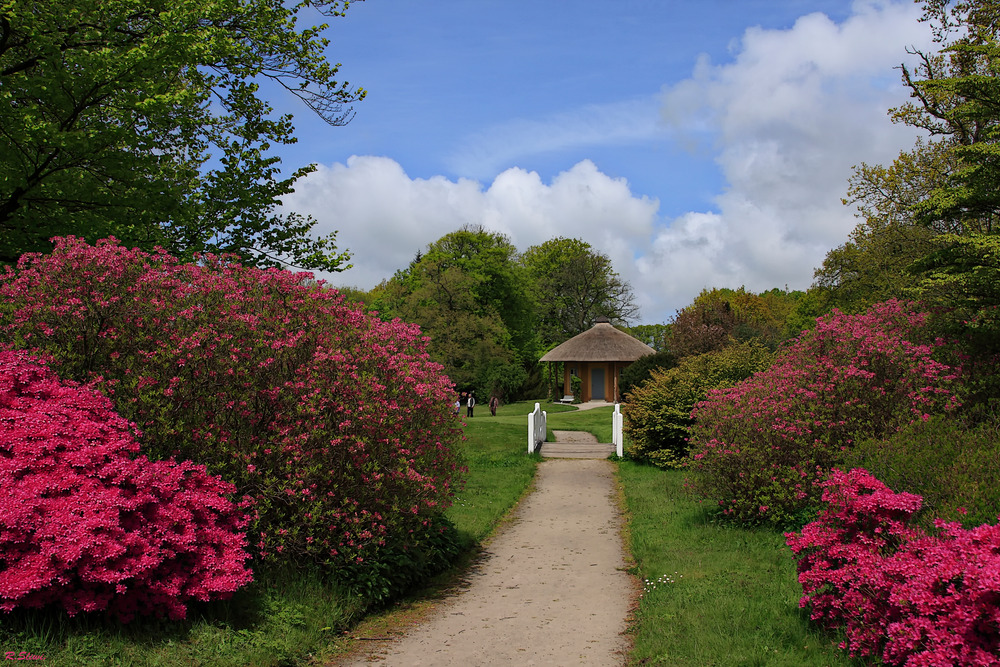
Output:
(622, 341), (773, 467)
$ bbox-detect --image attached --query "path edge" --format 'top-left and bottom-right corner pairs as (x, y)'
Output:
(322, 464), (543, 665)
(613, 460), (644, 664)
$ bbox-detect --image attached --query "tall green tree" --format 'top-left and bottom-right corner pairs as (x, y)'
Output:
(849, 0), (1000, 405)
(520, 237), (638, 347)
(668, 287), (801, 359)
(372, 226), (536, 398)
(624, 323), (670, 351)
(912, 232), (1000, 401)
(815, 0), (1000, 335)
(815, 140), (951, 312)
(0, 0), (361, 269)
(895, 0), (1000, 234)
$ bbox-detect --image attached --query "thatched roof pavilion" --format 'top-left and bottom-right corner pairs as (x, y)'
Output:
(540, 318), (654, 403)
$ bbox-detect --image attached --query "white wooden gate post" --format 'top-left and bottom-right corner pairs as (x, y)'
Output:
(527, 402), (546, 454)
(612, 403), (624, 457)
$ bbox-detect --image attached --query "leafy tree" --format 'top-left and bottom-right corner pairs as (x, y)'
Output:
(668, 287), (799, 358)
(782, 287), (833, 337)
(816, 141), (951, 312)
(913, 232), (1000, 400)
(373, 226), (536, 398)
(624, 323), (670, 351)
(850, 1), (1000, 404)
(520, 237), (638, 346)
(892, 1), (1000, 234)
(0, 0), (361, 269)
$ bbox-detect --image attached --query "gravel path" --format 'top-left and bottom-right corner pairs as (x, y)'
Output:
(338, 447), (634, 666)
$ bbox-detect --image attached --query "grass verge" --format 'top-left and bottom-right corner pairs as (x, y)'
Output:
(619, 461), (852, 667)
(0, 567), (364, 667)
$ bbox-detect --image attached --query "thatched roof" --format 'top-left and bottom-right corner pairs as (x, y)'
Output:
(539, 320), (655, 363)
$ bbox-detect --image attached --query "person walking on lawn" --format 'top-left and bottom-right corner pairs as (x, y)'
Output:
(466, 393), (475, 418)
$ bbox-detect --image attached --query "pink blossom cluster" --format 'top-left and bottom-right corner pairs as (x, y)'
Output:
(0, 237), (464, 582)
(0, 349), (252, 622)
(787, 468), (1000, 666)
(687, 300), (961, 525)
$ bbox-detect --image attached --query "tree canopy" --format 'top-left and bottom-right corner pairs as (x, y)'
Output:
(367, 228), (644, 400)
(894, 0), (1000, 235)
(813, 1), (1000, 317)
(814, 140), (950, 312)
(809, 0), (1000, 404)
(0, 0), (361, 269)
(371, 226), (536, 399)
(667, 287), (802, 358)
(520, 237), (638, 347)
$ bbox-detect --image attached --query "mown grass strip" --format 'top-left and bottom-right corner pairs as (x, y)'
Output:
(619, 461), (852, 666)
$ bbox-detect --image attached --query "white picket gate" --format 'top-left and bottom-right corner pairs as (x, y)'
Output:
(527, 402), (547, 454)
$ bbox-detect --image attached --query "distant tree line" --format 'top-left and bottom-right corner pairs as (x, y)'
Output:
(344, 225), (639, 402)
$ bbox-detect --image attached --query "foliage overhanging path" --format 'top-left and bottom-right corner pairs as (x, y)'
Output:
(338, 458), (634, 666)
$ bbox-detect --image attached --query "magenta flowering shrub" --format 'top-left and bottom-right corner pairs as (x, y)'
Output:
(688, 300), (961, 526)
(787, 468), (1000, 666)
(0, 237), (463, 599)
(0, 349), (251, 622)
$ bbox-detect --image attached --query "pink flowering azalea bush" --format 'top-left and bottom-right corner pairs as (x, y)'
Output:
(786, 468), (1000, 666)
(0, 348), (251, 621)
(688, 301), (961, 526)
(0, 237), (464, 601)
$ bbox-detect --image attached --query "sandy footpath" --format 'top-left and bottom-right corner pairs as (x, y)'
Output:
(337, 448), (635, 666)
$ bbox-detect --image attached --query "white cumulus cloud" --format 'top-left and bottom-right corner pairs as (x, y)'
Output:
(285, 157), (659, 299)
(285, 0), (938, 323)
(639, 0), (935, 319)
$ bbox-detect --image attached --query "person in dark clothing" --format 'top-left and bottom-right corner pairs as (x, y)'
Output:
(489, 395), (499, 416)
(466, 393), (475, 417)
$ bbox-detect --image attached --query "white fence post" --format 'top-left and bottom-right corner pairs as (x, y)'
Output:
(527, 402), (546, 454)
(612, 403), (624, 457)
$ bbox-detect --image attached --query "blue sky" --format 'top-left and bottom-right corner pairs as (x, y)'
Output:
(279, 0), (937, 323)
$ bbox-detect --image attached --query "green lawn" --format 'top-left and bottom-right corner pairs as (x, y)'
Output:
(544, 404), (616, 442)
(620, 461), (852, 666)
(447, 403), (543, 544)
